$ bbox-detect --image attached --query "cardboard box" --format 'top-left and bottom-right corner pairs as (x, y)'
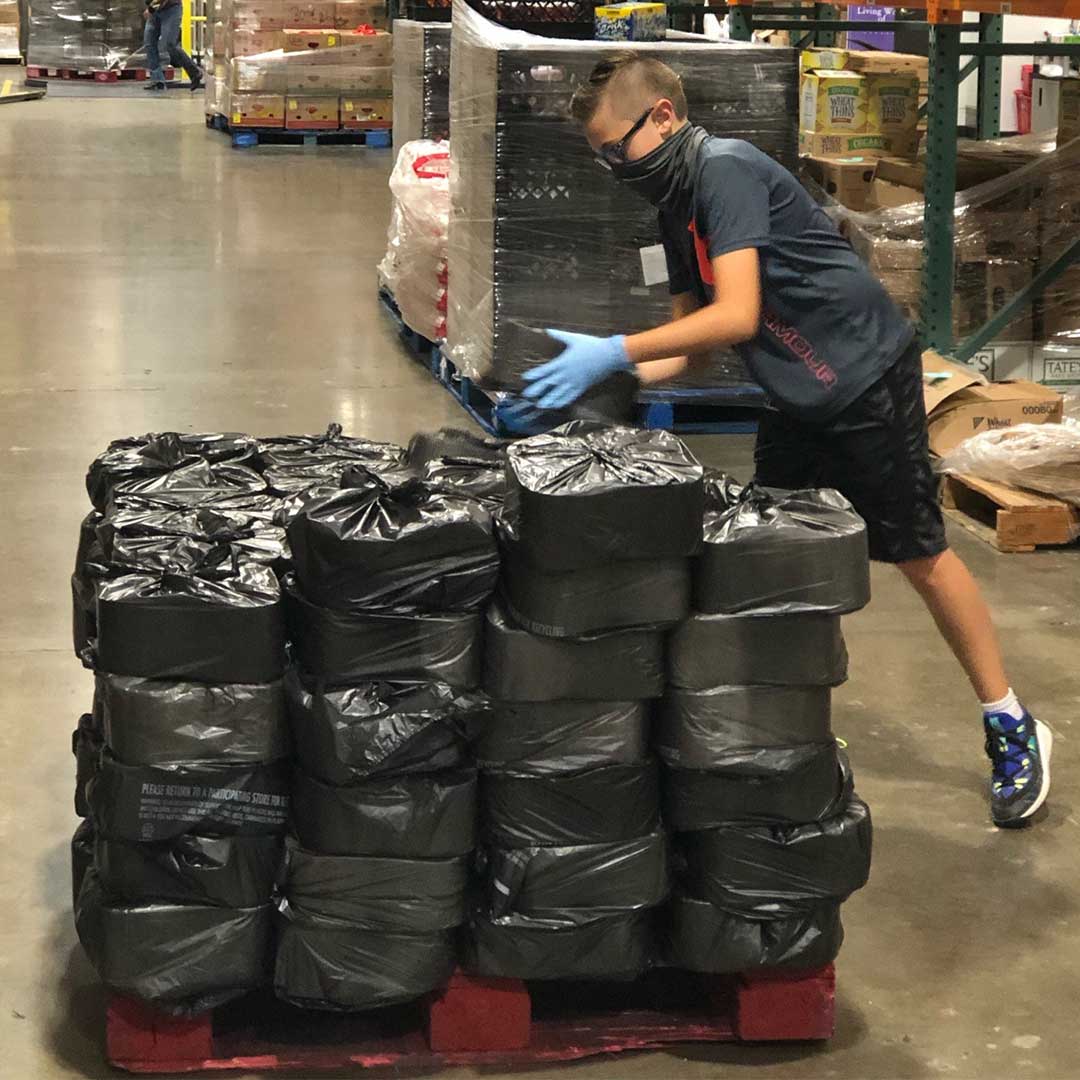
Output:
(286, 95), (340, 129)
(953, 262), (1035, 346)
(0, 0), (18, 26)
(1042, 265), (1080, 340)
(228, 29), (285, 57)
(800, 71), (870, 137)
(231, 0), (286, 30)
(341, 93), (392, 128)
(283, 1), (336, 27)
(1033, 344), (1080, 388)
(1058, 79), (1080, 146)
(230, 57), (286, 92)
(334, 0), (388, 28)
(229, 92), (286, 128)
(800, 47), (850, 72)
(802, 155), (877, 210)
(334, 30), (392, 63)
(922, 351), (1062, 456)
(287, 64), (390, 93)
(594, 3), (668, 42)
(799, 132), (895, 158)
(868, 74), (920, 160)
(284, 29), (341, 51)
(845, 50), (928, 79)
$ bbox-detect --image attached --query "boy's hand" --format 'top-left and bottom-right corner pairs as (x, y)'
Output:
(522, 330), (631, 410)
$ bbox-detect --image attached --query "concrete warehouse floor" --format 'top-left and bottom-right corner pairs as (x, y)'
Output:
(1, 94), (1078, 1080)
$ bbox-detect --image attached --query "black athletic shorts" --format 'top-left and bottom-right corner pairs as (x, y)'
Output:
(753, 340), (948, 564)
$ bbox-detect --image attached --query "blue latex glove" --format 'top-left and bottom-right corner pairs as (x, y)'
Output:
(521, 330), (631, 411)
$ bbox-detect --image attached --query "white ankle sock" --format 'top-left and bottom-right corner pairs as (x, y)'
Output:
(981, 688), (1025, 721)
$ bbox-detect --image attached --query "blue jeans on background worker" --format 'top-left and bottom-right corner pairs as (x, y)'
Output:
(144, 3), (201, 86)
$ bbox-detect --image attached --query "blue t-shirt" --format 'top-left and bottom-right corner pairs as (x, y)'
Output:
(659, 136), (914, 422)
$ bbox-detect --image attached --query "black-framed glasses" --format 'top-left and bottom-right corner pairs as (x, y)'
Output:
(596, 104), (655, 168)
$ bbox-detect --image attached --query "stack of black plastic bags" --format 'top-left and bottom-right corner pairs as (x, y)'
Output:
(71, 421), (873, 1016)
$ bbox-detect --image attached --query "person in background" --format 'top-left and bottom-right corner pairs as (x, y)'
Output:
(143, 0), (204, 94)
(523, 53), (1052, 829)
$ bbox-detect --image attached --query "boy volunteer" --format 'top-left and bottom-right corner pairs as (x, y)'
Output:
(521, 54), (1051, 828)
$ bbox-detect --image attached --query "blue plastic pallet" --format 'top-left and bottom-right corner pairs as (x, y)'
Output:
(379, 288), (764, 436)
(206, 113), (392, 149)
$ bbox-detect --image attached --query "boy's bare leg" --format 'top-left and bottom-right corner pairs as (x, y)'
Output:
(897, 548), (1008, 702)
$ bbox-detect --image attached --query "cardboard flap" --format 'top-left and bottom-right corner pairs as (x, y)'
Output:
(922, 351), (986, 416)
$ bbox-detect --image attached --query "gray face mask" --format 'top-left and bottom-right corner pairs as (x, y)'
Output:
(609, 123), (707, 213)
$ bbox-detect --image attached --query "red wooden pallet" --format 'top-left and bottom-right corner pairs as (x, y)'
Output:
(26, 66), (175, 82)
(107, 965), (835, 1073)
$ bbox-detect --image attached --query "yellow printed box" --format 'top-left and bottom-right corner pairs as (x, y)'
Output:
(800, 71), (869, 136)
(868, 74), (920, 138)
(799, 132), (895, 159)
(595, 3), (667, 42)
(800, 47), (850, 73)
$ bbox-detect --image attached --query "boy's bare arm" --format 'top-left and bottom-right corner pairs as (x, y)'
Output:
(636, 292), (703, 386)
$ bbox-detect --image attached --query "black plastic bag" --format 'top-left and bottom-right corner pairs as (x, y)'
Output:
(109, 460), (268, 508)
(505, 423), (704, 572)
(287, 474), (498, 613)
(93, 833), (282, 908)
(94, 564), (286, 684)
(464, 909), (653, 980)
(291, 768), (477, 858)
(481, 830), (669, 917)
(72, 820), (95, 910)
(256, 424), (405, 472)
(274, 904), (456, 1012)
(284, 671), (477, 784)
(664, 744), (849, 829)
(668, 612), (848, 690)
(474, 700), (648, 774)
(75, 871), (272, 1014)
(73, 713), (103, 818)
(88, 753), (290, 842)
(677, 796), (872, 917)
(696, 478), (871, 615)
(284, 577), (482, 687)
(94, 674), (289, 766)
(495, 508), (690, 637)
(406, 428), (508, 509)
(481, 762), (659, 848)
(483, 601), (664, 702)
(283, 840), (468, 930)
(87, 432), (261, 511)
(663, 894), (843, 974)
(655, 686), (833, 770)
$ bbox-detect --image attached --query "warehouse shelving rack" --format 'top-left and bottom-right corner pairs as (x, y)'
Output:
(707, 0), (1080, 362)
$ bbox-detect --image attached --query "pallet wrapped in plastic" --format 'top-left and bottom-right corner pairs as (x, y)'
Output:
(475, 699), (648, 773)
(446, 3), (798, 389)
(93, 833), (282, 908)
(284, 577), (483, 686)
(495, 507), (690, 637)
(505, 424), (704, 572)
(464, 908), (653, 980)
(391, 19), (450, 146)
(696, 477), (870, 615)
(291, 767), (477, 858)
(483, 601), (664, 701)
(88, 753), (290, 842)
(480, 830), (668, 916)
(94, 563), (286, 684)
(481, 761), (659, 848)
(275, 903), (457, 1011)
(287, 471), (498, 613)
(94, 674), (289, 766)
(379, 139), (451, 342)
(664, 894), (843, 974)
(664, 743), (849, 829)
(655, 685), (832, 771)
(284, 671), (477, 784)
(282, 840), (468, 930)
(27, 0), (144, 73)
(668, 612), (848, 690)
(75, 871), (273, 1014)
(677, 796), (872, 917)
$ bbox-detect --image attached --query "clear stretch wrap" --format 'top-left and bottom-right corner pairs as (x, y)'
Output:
(392, 19), (451, 146)
(831, 134), (1080, 363)
(27, 0), (144, 71)
(446, 3), (799, 391)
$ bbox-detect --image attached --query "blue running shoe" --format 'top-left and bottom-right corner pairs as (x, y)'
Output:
(984, 709), (1052, 828)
